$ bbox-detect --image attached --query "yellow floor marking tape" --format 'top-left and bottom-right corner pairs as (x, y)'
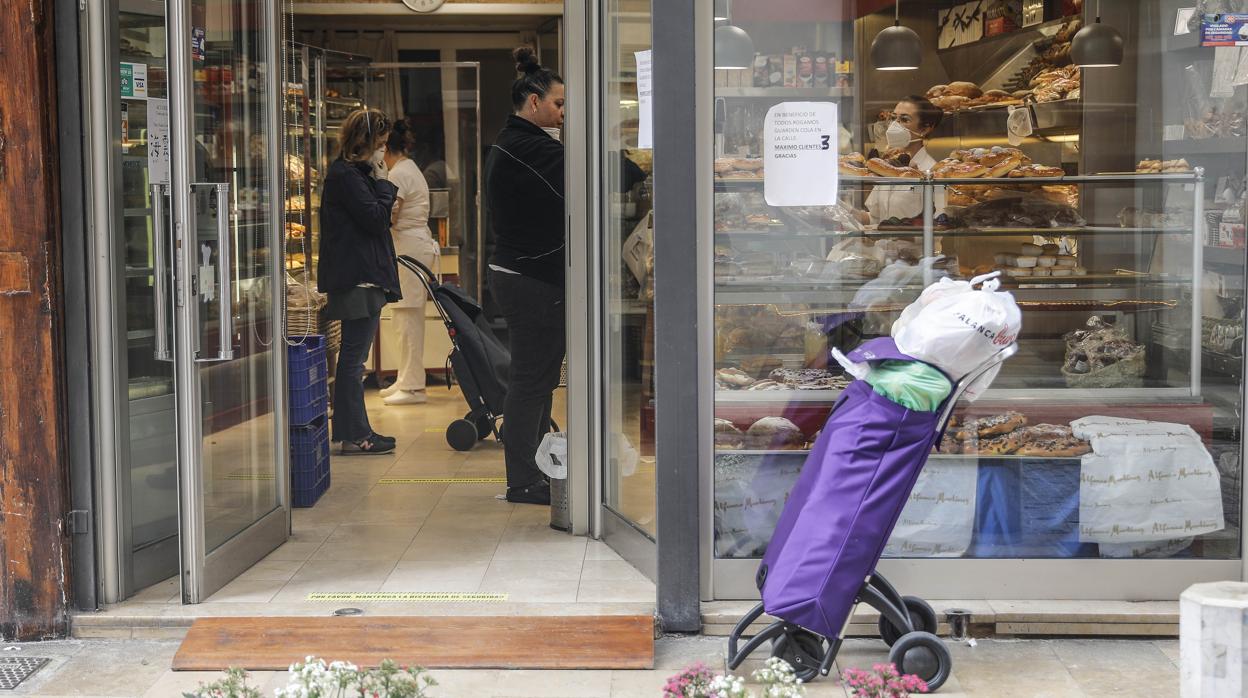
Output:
(378, 477), (506, 484)
(305, 592), (508, 602)
(424, 428), (444, 433)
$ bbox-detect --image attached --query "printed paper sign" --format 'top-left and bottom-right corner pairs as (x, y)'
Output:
(885, 460), (979, 558)
(120, 62), (148, 99)
(763, 101), (839, 207)
(148, 98), (171, 185)
(634, 50), (653, 150)
(1202, 13), (1248, 46)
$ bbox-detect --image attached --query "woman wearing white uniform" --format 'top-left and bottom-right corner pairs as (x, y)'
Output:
(864, 95), (945, 225)
(380, 119), (439, 406)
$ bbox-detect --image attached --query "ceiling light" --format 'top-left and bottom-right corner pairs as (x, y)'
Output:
(714, 0), (729, 21)
(715, 24), (755, 70)
(1072, 0), (1124, 67)
(871, 2), (922, 71)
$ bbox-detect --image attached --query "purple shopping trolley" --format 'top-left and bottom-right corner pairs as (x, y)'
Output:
(727, 337), (1017, 691)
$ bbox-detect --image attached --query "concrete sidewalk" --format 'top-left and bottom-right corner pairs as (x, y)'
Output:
(3, 635), (1178, 697)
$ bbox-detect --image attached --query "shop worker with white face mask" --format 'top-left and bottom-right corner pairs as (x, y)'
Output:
(864, 96), (946, 225)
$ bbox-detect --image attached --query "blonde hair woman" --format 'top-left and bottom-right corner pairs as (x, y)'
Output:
(318, 108), (400, 455)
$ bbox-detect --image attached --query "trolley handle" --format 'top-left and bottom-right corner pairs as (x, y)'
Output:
(396, 254), (453, 328)
(936, 342), (1019, 437)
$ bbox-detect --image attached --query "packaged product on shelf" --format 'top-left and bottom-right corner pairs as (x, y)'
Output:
(782, 54), (797, 88)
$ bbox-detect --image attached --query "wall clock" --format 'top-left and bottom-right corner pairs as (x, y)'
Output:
(402, 0), (446, 13)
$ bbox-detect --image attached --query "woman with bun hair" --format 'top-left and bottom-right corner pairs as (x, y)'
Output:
(483, 47), (566, 505)
(379, 117), (438, 406)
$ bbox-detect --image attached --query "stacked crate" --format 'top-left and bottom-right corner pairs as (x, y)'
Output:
(288, 335), (330, 507)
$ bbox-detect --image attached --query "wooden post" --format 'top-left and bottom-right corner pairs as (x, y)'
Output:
(0, 0), (71, 640)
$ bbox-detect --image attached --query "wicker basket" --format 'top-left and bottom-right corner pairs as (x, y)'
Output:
(1061, 348), (1145, 388)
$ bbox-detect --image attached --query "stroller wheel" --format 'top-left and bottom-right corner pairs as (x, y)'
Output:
(771, 629), (825, 683)
(446, 419), (478, 452)
(468, 412), (495, 441)
(888, 631), (952, 692)
(879, 596), (939, 647)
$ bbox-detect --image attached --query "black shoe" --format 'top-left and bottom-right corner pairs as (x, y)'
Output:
(340, 436), (395, 456)
(506, 480), (551, 505)
(371, 432), (396, 445)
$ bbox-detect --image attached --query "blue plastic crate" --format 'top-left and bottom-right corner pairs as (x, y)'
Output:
(288, 336), (329, 426)
(291, 417), (330, 508)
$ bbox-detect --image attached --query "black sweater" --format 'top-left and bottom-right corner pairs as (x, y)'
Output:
(317, 158), (402, 301)
(485, 115), (566, 287)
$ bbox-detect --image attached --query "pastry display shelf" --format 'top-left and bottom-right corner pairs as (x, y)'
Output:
(1205, 245), (1247, 267)
(716, 389), (844, 404)
(715, 277), (1189, 306)
(718, 87), (853, 99)
(719, 226), (1197, 240)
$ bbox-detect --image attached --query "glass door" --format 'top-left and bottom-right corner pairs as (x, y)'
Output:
(599, 0), (657, 565)
(166, 0), (288, 603)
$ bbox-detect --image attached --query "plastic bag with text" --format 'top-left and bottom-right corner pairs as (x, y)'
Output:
(891, 273), (1021, 400)
(536, 432), (568, 480)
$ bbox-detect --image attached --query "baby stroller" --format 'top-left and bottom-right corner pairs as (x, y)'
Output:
(726, 337), (1017, 691)
(397, 255), (510, 451)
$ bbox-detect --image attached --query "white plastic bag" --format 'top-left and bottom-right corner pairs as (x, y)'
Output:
(536, 432), (568, 480)
(891, 272), (1020, 400)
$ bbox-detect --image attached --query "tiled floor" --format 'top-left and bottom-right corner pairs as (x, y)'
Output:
(123, 384), (654, 610)
(5, 636), (1181, 697)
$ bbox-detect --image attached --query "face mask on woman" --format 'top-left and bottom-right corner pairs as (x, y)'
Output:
(370, 147), (388, 179)
(884, 120), (921, 150)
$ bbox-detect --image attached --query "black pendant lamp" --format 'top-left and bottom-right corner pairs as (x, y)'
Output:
(1072, 0), (1124, 67)
(714, 0), (754, 70)
(871, 1), (922, 71)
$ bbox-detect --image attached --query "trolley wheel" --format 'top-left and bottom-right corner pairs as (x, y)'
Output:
(879, 596), (939, 647)
(888, 631), (952, 692)
(771, 629), (825, 683)
(446, 419), (478, 452)
(469, 412), (495, 441)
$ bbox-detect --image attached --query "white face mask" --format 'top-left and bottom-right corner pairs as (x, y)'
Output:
(885, 120), (920, 150)
(370, 147), (387, 178)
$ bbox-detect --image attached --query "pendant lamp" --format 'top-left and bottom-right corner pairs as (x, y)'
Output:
(714, 0), (754, 70)
(1072, 0), (1123, 67)
(871, 1), (922, 71)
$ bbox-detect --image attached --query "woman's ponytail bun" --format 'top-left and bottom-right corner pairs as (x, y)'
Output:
(513, 47), (541, 75)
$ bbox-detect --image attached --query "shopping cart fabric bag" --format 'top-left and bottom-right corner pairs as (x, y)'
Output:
(760, 337), (948, 639)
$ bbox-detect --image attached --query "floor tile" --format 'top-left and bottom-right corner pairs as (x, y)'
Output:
(204, 578), (284, 604)
(584, 541), (624, 562)
(311, 523), (419, 561)
(1051, 639), (1178, 697)
(31, 641), (178, 697)
(577, 578), (655, 604)
(403, 533), (503, 563)
(235, 558), (304, 583)
(381, 560), (492, 592)
(483, 558), (585, 583)
(128, 577), (179, 604)
(493, 536), (588, 562)
(579, 560), (649, 583)
(476, 577), (581, 603)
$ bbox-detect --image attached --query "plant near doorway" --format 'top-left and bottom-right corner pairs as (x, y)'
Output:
(184, 658), (437, 698)
(661, 657), (806, 697)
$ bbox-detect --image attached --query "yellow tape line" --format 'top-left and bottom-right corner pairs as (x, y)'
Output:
(306, 592), (508, 602)
(378, 477), (506, 484)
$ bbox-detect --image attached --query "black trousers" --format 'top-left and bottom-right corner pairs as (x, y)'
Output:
(491, 270), (565, 489)
(332, 310), (381, 442)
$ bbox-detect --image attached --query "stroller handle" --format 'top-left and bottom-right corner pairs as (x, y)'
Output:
(397, 254), (436, 280)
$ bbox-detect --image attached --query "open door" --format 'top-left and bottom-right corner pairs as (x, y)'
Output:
(165, 0), (288, 603)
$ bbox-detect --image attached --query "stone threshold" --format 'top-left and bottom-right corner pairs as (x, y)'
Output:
(71, 601), (657, 641)
(701, 599), (1179, 639)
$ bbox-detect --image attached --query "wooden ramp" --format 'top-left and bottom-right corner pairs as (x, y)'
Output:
(172, 616), (655, 671)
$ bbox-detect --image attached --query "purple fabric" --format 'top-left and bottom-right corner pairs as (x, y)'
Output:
(760, 347), (945, 638)
(845, 336), (919, 365)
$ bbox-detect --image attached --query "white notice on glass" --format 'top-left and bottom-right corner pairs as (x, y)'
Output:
(634, 50), (653, 150)
(148, 98), (171, 185)
(763, 102), (839, 207)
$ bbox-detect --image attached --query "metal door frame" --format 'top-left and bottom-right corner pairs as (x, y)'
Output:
(166, 0), (290, 604)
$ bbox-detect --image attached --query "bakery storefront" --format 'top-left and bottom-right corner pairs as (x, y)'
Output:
(623, 0), (1248, 605)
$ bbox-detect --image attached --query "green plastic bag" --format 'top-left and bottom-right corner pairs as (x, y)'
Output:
(864, 360), (952, 412)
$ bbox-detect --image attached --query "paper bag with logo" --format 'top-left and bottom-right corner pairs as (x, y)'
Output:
(1072, 416), (1224, 546)
(891, 273), (1021, 400)
(884, 460), (979, 558)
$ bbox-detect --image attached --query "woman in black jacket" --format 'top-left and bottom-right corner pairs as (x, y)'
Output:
(318, 108), (400, 455)
(484, 48), (566, 504)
